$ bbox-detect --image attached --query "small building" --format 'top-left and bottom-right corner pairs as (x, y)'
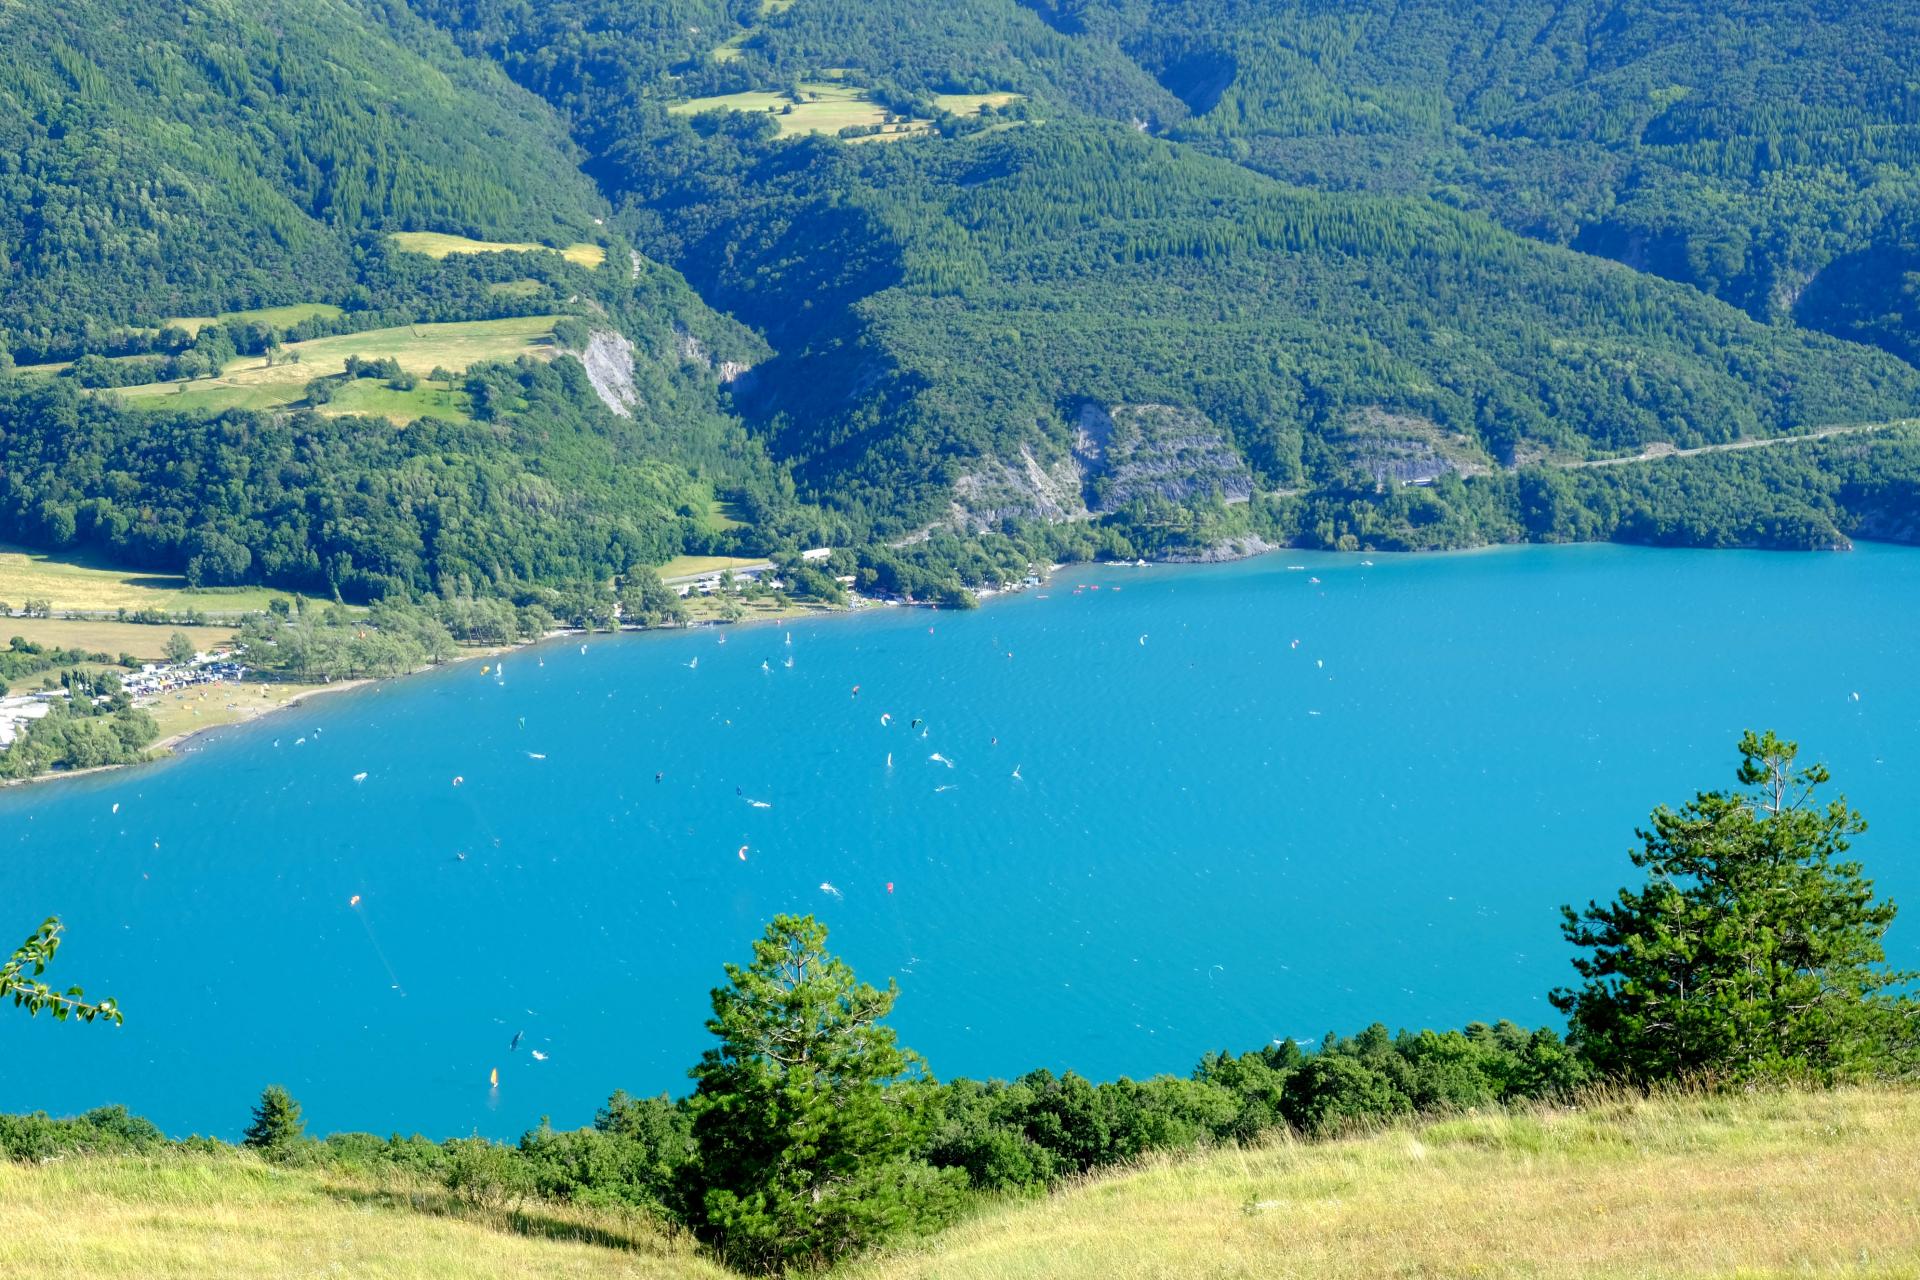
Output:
(0, 696), (53, 750)
(800, 547), (833, 563)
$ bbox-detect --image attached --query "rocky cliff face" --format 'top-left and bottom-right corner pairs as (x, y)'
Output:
(947, 401), (1254, 531)
(675, 329), (754, 382)
(1076, 403), (1254, 508)
(580, 330), (640, 417)
(951, 445), (1090, 527)
(1335, 408), (1494, 488)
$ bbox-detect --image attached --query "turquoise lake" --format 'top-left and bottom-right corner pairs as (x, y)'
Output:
(2, 543), (1916, 1139)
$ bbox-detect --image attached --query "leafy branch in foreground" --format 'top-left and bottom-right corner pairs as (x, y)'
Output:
(2, 918), (122, 1025)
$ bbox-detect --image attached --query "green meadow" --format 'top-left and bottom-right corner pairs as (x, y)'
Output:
(671, 85), (1021, 140)
(107, 317), (561, 423)
(0, 543), (324, 617)
(387, 231), (606, 269)
(161, 303), (345, 337)
(672, 83), (927, 138)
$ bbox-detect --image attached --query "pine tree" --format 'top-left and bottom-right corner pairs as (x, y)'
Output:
(681, 915), (965, 1273)
(243, 1085), (306, 1156)
(1553, 731), (1917, 1082)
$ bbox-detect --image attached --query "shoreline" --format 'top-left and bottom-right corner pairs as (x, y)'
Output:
(0, 642), (518, 792)
(151, 676), (376, 756)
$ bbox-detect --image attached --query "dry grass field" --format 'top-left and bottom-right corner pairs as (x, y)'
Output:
(0, 620), (236, 663)
(387, 231), (606, 269)
(672, 83), (926, 138)
(0, 1152), (726, 1280)
(0, 544), (322, 617)
(653, 555), (774, 581)
(670, 86), (1020, 142)
(847, 1087), (1920, 1280)
(3, 1087), (1912, 1280)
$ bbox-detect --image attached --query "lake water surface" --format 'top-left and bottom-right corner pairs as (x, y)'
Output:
(3, 543), (1916, 1139)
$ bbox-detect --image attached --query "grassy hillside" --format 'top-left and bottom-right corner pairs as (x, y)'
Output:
(3, 1088), (1912, 1279)
(0, 1150), (727, 1280)
(849, 1087), (1920, 1280)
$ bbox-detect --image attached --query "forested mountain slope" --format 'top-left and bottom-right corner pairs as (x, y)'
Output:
(636, 120), (1920, 529)
(4, 0), (1920, 602)
(405, 0), (1920, 538)
(0, 0), (795, 602)
(1043, 0), (1920, 360)
(0, 0), (606, 360)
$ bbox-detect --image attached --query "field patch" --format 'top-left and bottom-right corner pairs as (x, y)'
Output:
(0, 544), (326, 616)
(0, 1151), (727, 1280)
(388, 231), (605, 269)
(321, 378), (473, 426)
(847, 1088), (1920, 1280)
(933, 92), (1023, 115)
(672, 83), (931, 139)
(485, 279), (547, 298)
(162, 303), (345, 337)
(107, 317), (560, 422)
(0, 619), (238, 663)
(703, 497), (748, 531)
(654, 554), (773, 581)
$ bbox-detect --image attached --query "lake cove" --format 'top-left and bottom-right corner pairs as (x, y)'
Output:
(2, 543), (1915, 1139)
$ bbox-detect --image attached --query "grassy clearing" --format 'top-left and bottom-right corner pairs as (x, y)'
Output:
(0, 620), (236, 662)
(108, 316), (560, 421)
(111, 379), (294, 415)
(161, 303), (344, 337)
(704, 498), (748, 532)
(487, 278), (548, 298)
(0, 1150), (726, 1280)
(671, 83), (928, 138)
(932, 92), (1022, 115)
(653, 555), (772, 581)
(324, 377), (472, 426)
(673, 82), (1015, 134)
(0, 544), (324, 616)
(849, 1087), (1920, 1280)
(388, 231), (606, 270)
